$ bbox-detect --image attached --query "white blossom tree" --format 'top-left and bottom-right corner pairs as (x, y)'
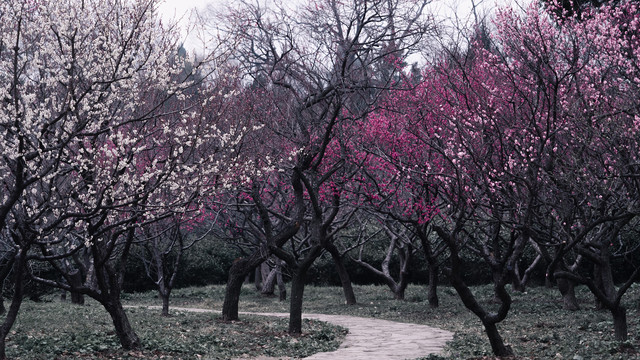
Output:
(0, 0), (238, 355)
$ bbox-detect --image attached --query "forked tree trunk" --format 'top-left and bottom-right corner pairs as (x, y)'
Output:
(435, 226), (514, 357)
(557, 278), (580, 311)
(449, 277), (514, 357)
(594, 245), (628, 341)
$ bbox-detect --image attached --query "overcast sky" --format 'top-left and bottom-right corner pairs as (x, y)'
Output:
(156, 0), (522, 55)
(157, 0), (212, 21)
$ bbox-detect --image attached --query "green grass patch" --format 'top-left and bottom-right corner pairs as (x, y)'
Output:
(5, 299), (346, 359)
(7, 283), (640, 359)
(125, 283), (640, 359)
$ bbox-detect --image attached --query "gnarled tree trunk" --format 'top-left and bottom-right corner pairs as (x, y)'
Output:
(222, 254), (263, 321)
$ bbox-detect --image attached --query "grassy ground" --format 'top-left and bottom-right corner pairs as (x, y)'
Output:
(5, 283), (640, 359)
(124, 283), (640, 359)
(5, 297), (345, 359)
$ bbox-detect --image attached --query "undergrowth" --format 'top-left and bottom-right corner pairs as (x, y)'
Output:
(5, 299), (345, 359)
(126, 283), (640, 359)
(4, 283), (640, 359)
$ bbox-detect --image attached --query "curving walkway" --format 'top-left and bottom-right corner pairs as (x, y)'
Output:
(133, 306), (454, 360)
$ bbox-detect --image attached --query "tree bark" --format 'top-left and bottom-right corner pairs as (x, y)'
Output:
(510, 265), (525, 292)
(102, 298), (141, 349)
(0, 251), (27, 360)
(0, 256), (14, 315)
(222, 254), (263, 321)
(161, 290), (170, 317)
(612, 306), (628, 341)
(223, 262), (251, 321)
(254, 266), (262, 291)
(593, 251), (616, 311)
(557, 278), (580, 311)
(69, 269), (85, 305)
(427, 263), (439, 308)
(435, 226), (514, 357)
(419, 228), (440, 307)
(288, 270), (306, 335)
(288, 245), (323, 335)
(393, 286), (406, 300)
(325, 242), (356, 305)
(483, 321), (513, 357)
(276, 261), (287, 301)
(260, 263), (277, 296)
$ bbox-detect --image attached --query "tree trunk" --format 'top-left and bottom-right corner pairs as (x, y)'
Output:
(103, 298), (141, 349)
(254, 266), (262, 291)
(393, 286), (405, 300)
(419, 227), (439, 307)
(483, 321), (513, 357)
(161, 290), (170, 317)
(593, 252), (616, 311)
(276, 261), (287, 301)
(288, 245), (323, 335)
(436, 226), (513, 358)
(84, 257), (97, 291)
(0, 258), (14, 315)
(260, 264), (277, 296)
(0, 294), (5, 316)
(223, 263), (250, 321)
(69, 269), (85, 305)
(427, 264), (439, 308)
(326, 243), (356, 305)
(222, 255), (263, 321)
(557, 278), (580, 311)
(0, 252), (27, 360)
(511, 265), (525, 292)
(611, 306), (628, 341)
(288, 270), (306, 335)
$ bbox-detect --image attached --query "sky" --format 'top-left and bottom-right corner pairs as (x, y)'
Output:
(156, 0), (523, 55)
(157, 0), (212, 21)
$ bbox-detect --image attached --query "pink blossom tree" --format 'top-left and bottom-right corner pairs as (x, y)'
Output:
(215, 0), (434, 334)
(426, 0), (640, 352)
(529, 1), (640, 341)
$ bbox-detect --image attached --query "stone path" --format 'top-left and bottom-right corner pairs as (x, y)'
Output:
(134, 306), (454, 360)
